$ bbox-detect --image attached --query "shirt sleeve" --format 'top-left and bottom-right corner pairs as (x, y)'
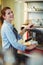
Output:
(4, 25), (26, 51)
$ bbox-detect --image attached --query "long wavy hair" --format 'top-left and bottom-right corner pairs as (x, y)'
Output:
(0, 7), (11, 24)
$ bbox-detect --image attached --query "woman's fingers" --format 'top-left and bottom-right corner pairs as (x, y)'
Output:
(26, 44), (37, 50)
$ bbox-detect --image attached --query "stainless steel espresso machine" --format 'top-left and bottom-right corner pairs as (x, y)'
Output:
(29, 27), (43, 50)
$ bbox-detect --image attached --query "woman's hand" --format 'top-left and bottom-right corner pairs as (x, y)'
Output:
(25, 24), (34, 30)
(17, 50), (24, 54)
(26, 44), (37, 50)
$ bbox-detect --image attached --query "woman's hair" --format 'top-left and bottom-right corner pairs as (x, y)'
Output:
(0, 7), (11, 24)
(0, 16), (3, 24)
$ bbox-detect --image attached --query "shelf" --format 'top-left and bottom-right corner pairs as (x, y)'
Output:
(27, 11), (43, 13)
(25, 1), (43, 3)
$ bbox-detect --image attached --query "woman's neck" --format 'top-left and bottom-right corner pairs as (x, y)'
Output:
(5, 19), (11, 23)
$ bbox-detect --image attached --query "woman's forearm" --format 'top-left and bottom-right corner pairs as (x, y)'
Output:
(19, 28), (26, 36)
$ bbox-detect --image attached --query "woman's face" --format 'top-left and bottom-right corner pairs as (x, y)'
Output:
(4, 9), (14, 22)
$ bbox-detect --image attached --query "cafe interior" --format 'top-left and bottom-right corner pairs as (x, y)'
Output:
(0, 0), (43, 65)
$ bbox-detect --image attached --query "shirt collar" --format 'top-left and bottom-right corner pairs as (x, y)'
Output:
(4, 20), (13, 29)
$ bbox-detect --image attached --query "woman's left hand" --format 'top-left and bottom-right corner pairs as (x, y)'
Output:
(25, 24), (34, 30)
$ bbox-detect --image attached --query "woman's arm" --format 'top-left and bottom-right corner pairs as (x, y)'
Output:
(19, 28), (26, 36)
(19, 24), (34, 36)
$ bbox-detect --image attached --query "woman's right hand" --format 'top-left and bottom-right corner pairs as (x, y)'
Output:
(26, 44), (37, 50)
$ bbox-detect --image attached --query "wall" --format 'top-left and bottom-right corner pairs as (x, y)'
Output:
(0, 0), (1, 5)
(14, 1), (24, 31)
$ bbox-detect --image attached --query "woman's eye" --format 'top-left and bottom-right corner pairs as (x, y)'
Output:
(7, 11), (13, 15)
(11, 11), (13, 13)
(8, 11), (13, 15)
(8, 12), (10, 15)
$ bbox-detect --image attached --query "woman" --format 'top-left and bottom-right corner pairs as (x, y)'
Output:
(1, 7), (37, 65)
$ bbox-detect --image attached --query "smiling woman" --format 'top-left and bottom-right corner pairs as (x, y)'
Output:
(0, 6), (38, 65)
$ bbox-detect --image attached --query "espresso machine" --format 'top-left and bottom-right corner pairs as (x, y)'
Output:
(29, 28), (43, 47)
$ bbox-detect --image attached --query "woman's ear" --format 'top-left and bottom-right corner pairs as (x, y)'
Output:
(2, 15), (5, 19)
